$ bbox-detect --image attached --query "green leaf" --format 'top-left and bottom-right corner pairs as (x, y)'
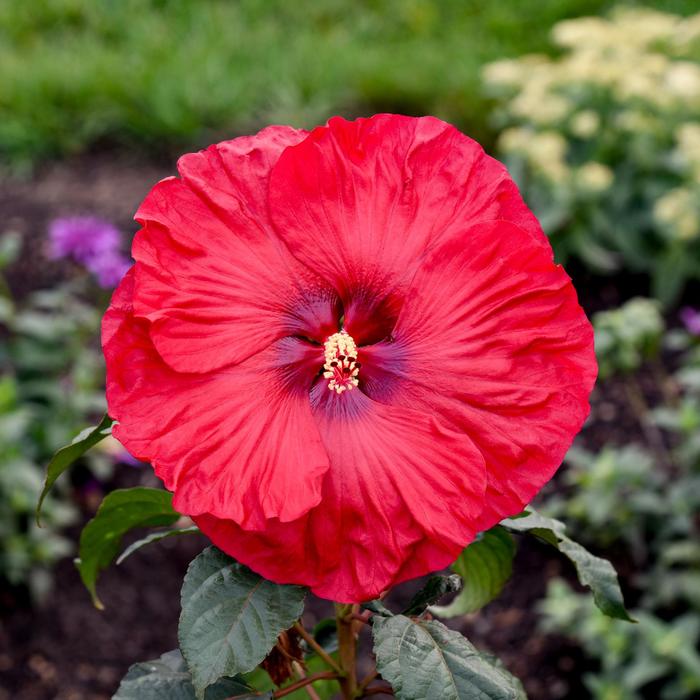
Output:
(402, 575), (463, 617)
(117, 526), (200, 565)
(362, 599), (394, 617)
(431, 526), (516, 618)
(113, 649), (262, 700)
(179, 546), (307, 699)
(76, 487), (180, 609)
(372, 615), (526, 700)
(37, 413), (114, 525)
(502, 509), (633, 621)
(310, 617), (338, 654)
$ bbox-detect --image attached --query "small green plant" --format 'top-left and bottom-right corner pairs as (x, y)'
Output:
(485, 7), (700, 304)
(540, 581), (700, 700)
(593, 298), (665, 380)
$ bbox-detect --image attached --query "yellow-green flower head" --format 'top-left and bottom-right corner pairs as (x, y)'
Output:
(577, 162), (614, 193)
(570, 111), (600, 138)
(654, 188), (700, 241)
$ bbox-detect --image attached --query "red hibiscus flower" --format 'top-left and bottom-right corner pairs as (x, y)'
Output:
(103, 114), (596, 602)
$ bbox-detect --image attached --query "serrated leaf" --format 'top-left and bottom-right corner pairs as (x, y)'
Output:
(502, 509), (633, 621)
(431, 526), (516, 618)
(76, 487), (180, 608)
(179, 546), (307, 699)
(117, 526), (200, 565)
(372, 615), (526, 700)
(37, 413), (114, 525)
(113, 649), (260, 700)
(403, 575), (463, 617)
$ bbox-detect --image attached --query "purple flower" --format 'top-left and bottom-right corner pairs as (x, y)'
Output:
(47, 216), (131, 288)
(48, 216), (120, 263)
(90, 251), (132, 288)
(680, 307), (700, 336)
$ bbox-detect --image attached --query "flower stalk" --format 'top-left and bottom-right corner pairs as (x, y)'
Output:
(291, 661), (322, 700)
(293, 621), (344, 675)
(272, 672), (339, 699)
(335, 602), (360, 698)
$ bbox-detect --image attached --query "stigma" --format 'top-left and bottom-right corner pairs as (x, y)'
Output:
(323, 331), (360, 394)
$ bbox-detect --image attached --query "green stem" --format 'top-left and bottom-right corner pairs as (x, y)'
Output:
(335, 602), (359, 699)
(293, 621), (343, 675)
(273, 672), (339, 699)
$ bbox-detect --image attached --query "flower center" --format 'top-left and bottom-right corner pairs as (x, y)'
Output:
(323, 331), (360, 394)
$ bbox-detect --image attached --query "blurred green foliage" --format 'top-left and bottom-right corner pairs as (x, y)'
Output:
(540, 305), (700, 699)
(485, 7), (700, 305)
(1, 0), (697, 170)
(0, 231), (111, 596)
(593, 298), (664, 379)
(541, 581), (700, 700)
(0, 373), (76, 599)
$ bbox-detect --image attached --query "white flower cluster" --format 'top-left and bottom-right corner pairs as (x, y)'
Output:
(654, 188), (699, 241)
(484, 7), (700, 246)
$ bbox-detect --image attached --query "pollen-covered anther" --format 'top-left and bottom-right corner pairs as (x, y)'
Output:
(323, 331), (360, 394)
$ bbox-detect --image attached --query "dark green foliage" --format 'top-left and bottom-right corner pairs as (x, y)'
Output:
(37, 413), (114, 523)
(75, 487), (180, 608)
(502, 509), (633, 621)
(178, 546), (307, 699)
(116, 526), (200, 565)
(373, 615), (527, 700)
(431, 527), (515, 618)
(113, 649), (259, 700)
(402, 574), (463, 616)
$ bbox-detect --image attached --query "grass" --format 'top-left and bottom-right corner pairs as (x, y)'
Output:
(1, 0), (698, 169)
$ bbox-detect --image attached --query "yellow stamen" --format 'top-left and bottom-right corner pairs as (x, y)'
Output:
(323, 331), (360, 395)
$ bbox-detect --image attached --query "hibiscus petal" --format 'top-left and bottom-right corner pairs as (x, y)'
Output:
(132, 126), (338, 374)
(307, 387), (487, 600)
(360, 220), (597, 529)
(178, 126), (310, 228)
(103, 115), (596, 604)
(102, 278), (330, 528)
(269, 114), (546, 344)
(195, 386), (487, 602)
